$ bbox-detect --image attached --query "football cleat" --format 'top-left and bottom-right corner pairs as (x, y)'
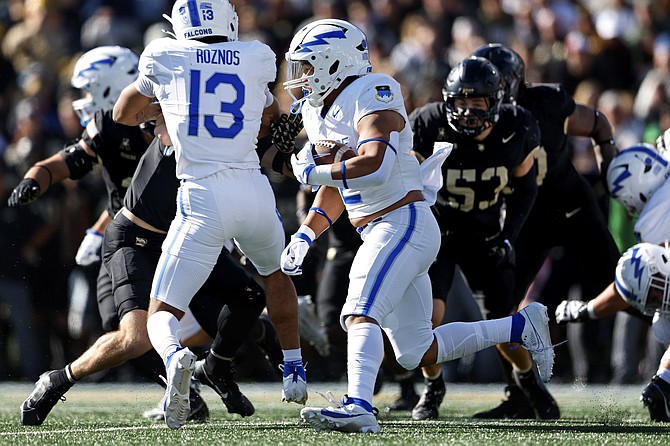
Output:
(193, 359), (254, 417)
(298, 295), (330, 357)
(163, 347), (196, 429)
(412, 377), (446, 421)
(20, 370), (73, 426)
(473, 385), (535, 419)
(143, 379), (210, 422)
(518, 302), (555, 382)
(641, 375), (670, 422)
(280, 360), (308, 404)
(514, 368), (560, 419)
(386, 376), (419, 411)
(301, 393), (380, 433)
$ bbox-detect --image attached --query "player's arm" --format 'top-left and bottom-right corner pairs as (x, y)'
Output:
(256, 97), (296, 178)
(7, 121), (103, 206)
(293, 110), (405, 189)
(502, 124), (540, 245)
(566, 103), (617, 176)
(280, 185), (344, 276)
(113, 83), (161, 126)
(556, 282), (630, 323)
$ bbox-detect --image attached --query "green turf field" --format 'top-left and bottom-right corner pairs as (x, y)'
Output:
(1, 382), (669, 445)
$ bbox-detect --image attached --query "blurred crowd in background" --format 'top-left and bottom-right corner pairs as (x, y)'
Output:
(1, 0), (670, 385)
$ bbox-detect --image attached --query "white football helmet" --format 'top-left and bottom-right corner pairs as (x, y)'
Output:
(163, 0), (238, 42)
(615, 242), (670, 316)
(606, 143), (670, 216)
(71, 46), (139, 126)
(284, 19), (372, 112)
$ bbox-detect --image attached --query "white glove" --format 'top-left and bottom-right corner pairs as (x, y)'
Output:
(290, 144), (317, 185)
(75, 229), (104, 266)
(280, 226), (315, 276)
(555, 300), (593, 324)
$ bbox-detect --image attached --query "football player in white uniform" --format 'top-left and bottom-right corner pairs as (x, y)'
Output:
(556, 143), (670, 422)
(281, 18), (556, 433)
(113, 0), (306, 429)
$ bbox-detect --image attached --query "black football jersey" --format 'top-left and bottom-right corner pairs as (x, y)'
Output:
(518, 83), (581, 201)
(87, 110), (151, 216)
(123, 140), (179, 232)
(410, 102), (540, 236)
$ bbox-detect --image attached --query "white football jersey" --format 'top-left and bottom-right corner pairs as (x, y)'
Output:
(634, 177), (670, 244)
(135, 37), (276, 180)
(301, 74), (422, 218)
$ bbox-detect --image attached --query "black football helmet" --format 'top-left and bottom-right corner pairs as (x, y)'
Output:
(471, 43), (525, 104)
(442, 56), (504, 137)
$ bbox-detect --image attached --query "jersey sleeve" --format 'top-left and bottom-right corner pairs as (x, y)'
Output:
(520, 107), (541, 158)
(354, 75), (405, 125)
(135, 38), (173, 98)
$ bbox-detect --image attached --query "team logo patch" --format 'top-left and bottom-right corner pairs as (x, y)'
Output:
(178, 6), (189, 25)
(374, 85), (394, 103)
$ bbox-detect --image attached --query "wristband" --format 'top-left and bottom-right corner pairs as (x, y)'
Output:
(295, 225), (316, 244)
(309, 206), (333, 227)
(596, 138), (615, 147)
(586, 300), (597, 319)
(86, 228), (104, 237)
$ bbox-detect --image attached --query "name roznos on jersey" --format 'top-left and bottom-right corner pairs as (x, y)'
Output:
(196, 48), (240, 65)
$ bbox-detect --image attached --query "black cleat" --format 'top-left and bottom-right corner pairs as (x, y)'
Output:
(387, 376), (419, 411)
(188, 379), (210, 422)
(20, 370), (73, 426)
(193, 360), (254, 417)
(514, 368), (560, 419)
(412, 376), (446, 420)
(641, 375), (670, 422)
(473, 385), (535, 419)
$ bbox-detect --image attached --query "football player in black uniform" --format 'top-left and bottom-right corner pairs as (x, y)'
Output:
(470, 43), (620, 420)
(12, 46), (288, 426)
(407, 56), (541, 421)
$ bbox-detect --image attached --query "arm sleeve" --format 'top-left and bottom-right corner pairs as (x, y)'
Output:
(502, 164), (538, 243)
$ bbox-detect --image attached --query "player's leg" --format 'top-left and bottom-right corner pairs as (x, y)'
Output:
(228, 170), (306, 403)
(641, 318), (670, 422)
(300, 202), (438, 433)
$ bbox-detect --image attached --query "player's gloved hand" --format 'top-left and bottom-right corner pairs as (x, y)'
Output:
(7, 178), (40, 206)
(271, 113), (303, 154)
(488, 238), (515, 267)
(290, 144), (317, 186)
(555, 300), (592, 324)
(281, 226), (315, 276)
(75, 229), (104, 266)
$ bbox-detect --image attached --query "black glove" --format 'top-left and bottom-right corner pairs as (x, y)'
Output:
(488, 238), (515, 267)
(8, 178), (40, 207)
(271, 113), (304, 154)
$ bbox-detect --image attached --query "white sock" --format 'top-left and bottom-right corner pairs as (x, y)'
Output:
(434, 318), (512, 364)
(347, 322), (384, 405)
(147, 310), (182, 366)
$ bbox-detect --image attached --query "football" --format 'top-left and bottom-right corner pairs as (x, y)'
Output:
(310, 140), (356, 165)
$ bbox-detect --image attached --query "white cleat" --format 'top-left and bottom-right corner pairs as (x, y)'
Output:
(280, 361), (308, 405)
(163, 348), (197, 429)
(300, 393), (380, 433)
(298, 295), (331, 357)
(519, 302), (555, 382)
